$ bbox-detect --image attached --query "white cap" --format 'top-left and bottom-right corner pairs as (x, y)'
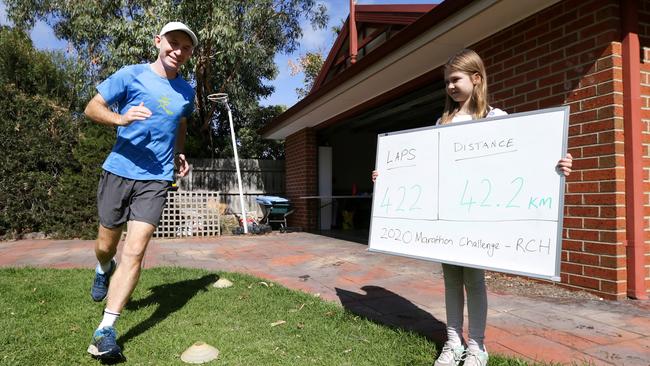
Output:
(159, 21), (198, 47)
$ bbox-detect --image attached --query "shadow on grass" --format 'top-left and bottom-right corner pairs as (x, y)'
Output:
(95, 354), (127, 365)
(119, 273), (218, 347)
(336, 285), (447, 349)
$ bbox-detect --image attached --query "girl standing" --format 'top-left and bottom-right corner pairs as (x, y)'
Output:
(372, 49), (572, 366)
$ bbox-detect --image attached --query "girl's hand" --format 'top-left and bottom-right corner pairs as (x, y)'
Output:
(556, 153), (573, 176)
(371, 170), (379, 183)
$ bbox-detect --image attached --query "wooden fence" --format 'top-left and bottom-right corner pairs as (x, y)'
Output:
(125, 159), (284, 239)
(177, 159), (285, 216)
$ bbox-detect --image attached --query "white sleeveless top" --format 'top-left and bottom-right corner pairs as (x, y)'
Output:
(436, 107), (507, 125)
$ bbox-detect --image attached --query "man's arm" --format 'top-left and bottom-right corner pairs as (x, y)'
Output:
(175, 117), (190, 177)
(84, 94), (151, 127)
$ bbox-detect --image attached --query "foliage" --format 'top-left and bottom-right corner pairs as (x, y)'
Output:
(0, 27), (109, 238)
(287, 21), (344, 98)
(0, 25), (81, 107)
(0, 1), (330, 237)
(201, 104), (287, 160)
(4, 0), (329, 159)
(332, 17), (346, 35)
(0, 83), (75, 236)
(46, 122), (115, 238)
(289, 50), (324, 98)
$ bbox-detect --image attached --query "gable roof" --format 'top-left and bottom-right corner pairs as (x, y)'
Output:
(261, 0), (562, 139)
(311, 4), (436, 93)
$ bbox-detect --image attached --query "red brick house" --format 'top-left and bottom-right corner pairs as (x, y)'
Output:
(261, 0), (650, 300)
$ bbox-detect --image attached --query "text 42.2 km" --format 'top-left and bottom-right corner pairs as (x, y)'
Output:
(459, 177), (553, 212)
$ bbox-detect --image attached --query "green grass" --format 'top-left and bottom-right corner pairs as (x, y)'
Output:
(0, 267), (562, 365)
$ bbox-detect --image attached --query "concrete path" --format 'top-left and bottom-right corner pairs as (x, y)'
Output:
(1, 232), (648, 365)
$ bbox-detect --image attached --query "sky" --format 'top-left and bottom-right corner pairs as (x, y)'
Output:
(0, 0), (438, 108)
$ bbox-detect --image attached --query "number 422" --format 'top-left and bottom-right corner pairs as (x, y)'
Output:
(379, 185), (422, 213)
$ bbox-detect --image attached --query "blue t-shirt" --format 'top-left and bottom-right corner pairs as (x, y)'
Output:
(97, 64), (194, 181)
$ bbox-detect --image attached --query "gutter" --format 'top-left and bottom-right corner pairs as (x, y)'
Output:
(621, 0), (647, 299)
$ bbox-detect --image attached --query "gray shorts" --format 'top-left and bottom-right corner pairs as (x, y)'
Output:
(97, 170), (171, 228)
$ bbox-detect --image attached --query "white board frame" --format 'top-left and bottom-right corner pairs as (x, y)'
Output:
(368, 106), (569, 281)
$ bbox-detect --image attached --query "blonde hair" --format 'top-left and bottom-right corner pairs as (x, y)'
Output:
(439, 49), (489, 124)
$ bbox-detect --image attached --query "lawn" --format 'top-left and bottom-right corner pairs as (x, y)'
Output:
(0, 267), (551, 365)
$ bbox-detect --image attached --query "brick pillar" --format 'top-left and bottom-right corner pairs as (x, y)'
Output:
(285, 128), (318, 230)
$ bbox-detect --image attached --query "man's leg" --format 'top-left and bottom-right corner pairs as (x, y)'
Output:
(93, 170), (131, 302)
(89, 178), (167, 359)
(90, 225), (122, 302)
(105, 220), (155, 312)
(88, 221), (154, 360)
(96, 224), (121, 264)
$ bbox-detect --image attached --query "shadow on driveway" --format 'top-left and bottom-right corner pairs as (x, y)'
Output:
(336, 285), (447, 348)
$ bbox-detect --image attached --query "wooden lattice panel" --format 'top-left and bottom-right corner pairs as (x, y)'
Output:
(153, 191), (221, 238)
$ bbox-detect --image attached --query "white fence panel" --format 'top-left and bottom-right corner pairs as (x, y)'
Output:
(154, 191), (221, 238)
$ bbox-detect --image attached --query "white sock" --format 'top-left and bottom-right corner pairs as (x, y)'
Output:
(97, 309), (120, 330)
(467, 339), (486, 353)
(446, 327), (463, 346)
(96, 260), (113, 274)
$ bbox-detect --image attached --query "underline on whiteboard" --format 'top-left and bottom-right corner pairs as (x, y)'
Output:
(387, 164), (417, 170)
(372, 216), (558, 223)
(455, 149), (518, 161)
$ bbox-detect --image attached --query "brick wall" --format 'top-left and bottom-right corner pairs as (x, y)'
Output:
(473, 0), (629, 299)
(285, 128), (318, 230)
(641, 47), (650, 293)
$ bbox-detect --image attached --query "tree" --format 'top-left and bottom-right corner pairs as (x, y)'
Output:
(288, 50), (324, 98)
(287, 20), (344, 99)
(237, 105), (287, 159)
(5, 0), (328, 158)
(0, 27), (107, 238)
(0, 25), (82, 107)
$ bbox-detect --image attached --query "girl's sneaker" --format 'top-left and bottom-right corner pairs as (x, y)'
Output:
(464, 348), (489, 366)
(434, 342), (466, 366)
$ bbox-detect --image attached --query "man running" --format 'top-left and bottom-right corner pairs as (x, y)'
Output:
(83, 21), (197, 360)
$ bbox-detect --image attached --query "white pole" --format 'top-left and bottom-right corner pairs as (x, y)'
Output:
(225, 104), (248, 234)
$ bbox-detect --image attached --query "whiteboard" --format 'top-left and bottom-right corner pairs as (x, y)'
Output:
(368, 106), (569, 281)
